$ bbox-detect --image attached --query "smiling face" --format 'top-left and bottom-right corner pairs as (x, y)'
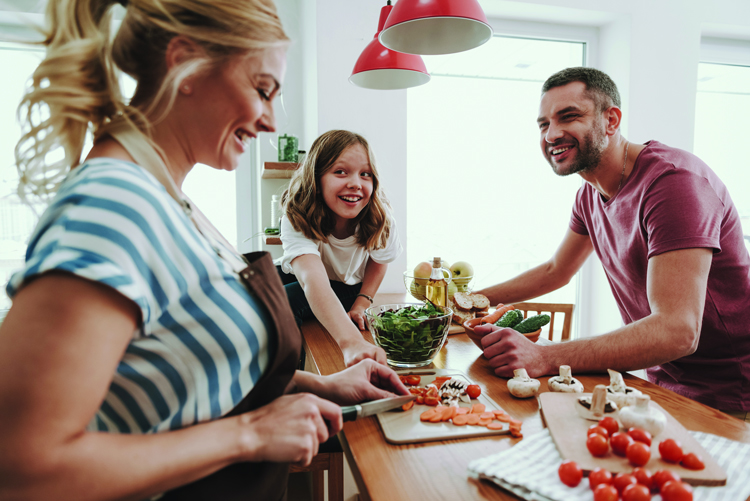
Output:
(319, 143), (374, 233)
(537, 81), (609, 177)
(184, 46), (286, 172)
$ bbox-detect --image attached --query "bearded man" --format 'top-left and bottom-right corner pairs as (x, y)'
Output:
(477, 67), (750, 418)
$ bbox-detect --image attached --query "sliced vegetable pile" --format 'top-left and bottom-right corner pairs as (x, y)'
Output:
(397, 374), (523, 438)
(370, 303), (449, 363)
(479, 303), (551, 334)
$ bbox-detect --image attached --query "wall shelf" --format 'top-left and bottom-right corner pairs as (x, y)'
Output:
(262, 162), (299, 179)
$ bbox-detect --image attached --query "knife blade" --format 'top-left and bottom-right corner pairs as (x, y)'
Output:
(341, 394), (417, 422)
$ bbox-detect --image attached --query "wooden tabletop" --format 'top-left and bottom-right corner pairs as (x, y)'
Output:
(299, 294), (750, 500)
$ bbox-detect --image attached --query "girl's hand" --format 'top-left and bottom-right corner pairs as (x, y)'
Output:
(340, 337), (388, 367)
(237, 393), (342, 467)
(348, 304), (368, 330)
(316, 359), (410, 405)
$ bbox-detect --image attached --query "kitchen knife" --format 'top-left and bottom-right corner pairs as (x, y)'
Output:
(341, 394), (417, 422)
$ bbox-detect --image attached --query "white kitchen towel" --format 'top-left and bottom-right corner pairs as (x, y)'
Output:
(467, 429), (750, 501)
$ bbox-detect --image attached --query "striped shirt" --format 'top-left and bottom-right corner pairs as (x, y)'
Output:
(7, 158), (275, 434)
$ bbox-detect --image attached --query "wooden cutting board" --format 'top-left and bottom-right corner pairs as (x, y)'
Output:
(377, 369), (510, 445)
(540, 392), (727, 486)
(448, 323), (464, 335)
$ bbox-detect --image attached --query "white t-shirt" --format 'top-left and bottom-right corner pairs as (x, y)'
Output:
(276, 212), (402, 285)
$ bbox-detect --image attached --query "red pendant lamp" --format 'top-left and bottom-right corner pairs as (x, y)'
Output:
(379, 0), (493, 56)
(350, 1), (430, 90)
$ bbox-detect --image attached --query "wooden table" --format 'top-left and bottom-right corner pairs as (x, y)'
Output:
(300, 294), (750, 500)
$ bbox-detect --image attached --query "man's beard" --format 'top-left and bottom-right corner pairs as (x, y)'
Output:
(549, 126), (606, 177)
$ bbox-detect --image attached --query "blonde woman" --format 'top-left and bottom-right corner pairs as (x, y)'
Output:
(278, 130), (403, 367)
(0, 1), (407, 500)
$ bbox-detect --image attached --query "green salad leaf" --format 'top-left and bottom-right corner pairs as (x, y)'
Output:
(370, 303), (449, 363)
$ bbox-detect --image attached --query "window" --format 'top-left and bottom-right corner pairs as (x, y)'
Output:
(693, 51), (750, 247)
(406, 35), (585, 314)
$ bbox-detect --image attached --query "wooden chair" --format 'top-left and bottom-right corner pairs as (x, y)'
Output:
(289, 450), (344, 501)
(514, 302), (575, 342)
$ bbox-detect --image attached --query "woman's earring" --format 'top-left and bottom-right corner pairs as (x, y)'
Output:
(181, 84), (191, 94)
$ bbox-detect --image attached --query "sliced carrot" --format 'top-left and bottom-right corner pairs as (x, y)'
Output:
(452, 414), (469, 426)
(401, 400), (415, 411)
(420, 408), (440, 421)
(495, 413), (511, 423)
(486, 422), (504, 430)
(478, 417), (493, 426)
(442, 406), (458, 421)
(510, 430), (523, 439)
(480, 304), (516, 325)
(467, 414), (481, 425)
(455, 407), (469, 415)
(492, 409), (507, 416)
(508, 419), (522, 428)
(479, 412), (495, 420)
(470, 403), (486, 414)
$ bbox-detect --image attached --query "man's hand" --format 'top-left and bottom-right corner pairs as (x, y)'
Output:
(339, 336), (388, 367)
(315, 359), (410, 405)
(476, 323), (550, 378)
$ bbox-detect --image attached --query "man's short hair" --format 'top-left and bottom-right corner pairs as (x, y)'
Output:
(542, 67), (621, 112)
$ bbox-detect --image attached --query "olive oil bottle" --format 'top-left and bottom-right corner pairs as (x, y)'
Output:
(425, 257), (448, 307)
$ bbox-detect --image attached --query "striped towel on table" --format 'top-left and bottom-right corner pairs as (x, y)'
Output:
(467, 429), (750, 501)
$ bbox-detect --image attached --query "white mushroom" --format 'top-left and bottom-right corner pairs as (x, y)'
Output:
(547, 365), (584, 393)
(576, 384), (619, 421)
(618, 394), (667, 437)
(606, 369), (643, 408)
(507, 368), (541, 399)
(439, 379), (471, 406)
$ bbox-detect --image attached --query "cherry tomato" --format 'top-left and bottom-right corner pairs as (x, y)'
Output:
(661, 480), (694, 501)
(627, 441), (651, 467)
(398, 375), (407, 384)
(632, 467), (653, 489)
(466, 384), (481, 399)
(622, 483), (652, 501)
(588, 424), (610, 438)
(658, 438), (684, 463)
(613, 472), (638, 494)
(558, 460), (583, 487)
(598, 416), (620, 436)
(611, 431), (635, 457)
(588, 467), (613, 489)
(423, 395), (439, 406)
(627, 427), (652, 446)
(593, 484), (619, 501)
(404, 375), (421, 386)
(587, 433), (610, 457)
(652, 469), (682, 492)
(680, 452), (705, 470)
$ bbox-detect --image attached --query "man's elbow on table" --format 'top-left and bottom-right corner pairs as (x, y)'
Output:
(656, 312), (702, 361)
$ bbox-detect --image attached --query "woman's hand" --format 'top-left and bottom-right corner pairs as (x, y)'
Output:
(339, 336), (388, 367)
(313, 359), (410, 406)
(237, 393), (342, 467)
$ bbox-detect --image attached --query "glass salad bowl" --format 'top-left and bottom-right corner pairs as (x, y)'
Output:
(365, 303), (453, 368)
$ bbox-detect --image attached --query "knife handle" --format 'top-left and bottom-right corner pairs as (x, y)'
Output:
(341, 405), (359, 422)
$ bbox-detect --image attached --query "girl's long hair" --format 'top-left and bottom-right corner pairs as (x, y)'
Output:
(283, 130), (392, 250)
(15, 0), (288, 204)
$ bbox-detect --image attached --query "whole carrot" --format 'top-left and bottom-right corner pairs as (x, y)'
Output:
(480, 304), (515, 325)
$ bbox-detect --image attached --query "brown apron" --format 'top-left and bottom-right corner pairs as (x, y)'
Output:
(160, 251), (302, 501)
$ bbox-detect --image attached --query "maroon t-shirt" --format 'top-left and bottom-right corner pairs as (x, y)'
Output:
(570, 141), (750, 410)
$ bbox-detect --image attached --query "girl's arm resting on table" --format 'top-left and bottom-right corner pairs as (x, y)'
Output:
(348, 257), (387, 330)
(0, 273), (341, 501)
(291, 254), (387, 367)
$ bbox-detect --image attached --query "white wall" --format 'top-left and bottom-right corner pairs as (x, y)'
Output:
(294, 0), (750, 336)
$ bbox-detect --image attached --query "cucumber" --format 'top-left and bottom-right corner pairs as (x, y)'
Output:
(495, 309), (524, 328)
(514, 314), (551, 334)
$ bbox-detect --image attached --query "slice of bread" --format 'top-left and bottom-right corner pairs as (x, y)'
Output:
(453, 292), (474, 311)
(470, 293), (490, 311)
(452, 307), (475, 325)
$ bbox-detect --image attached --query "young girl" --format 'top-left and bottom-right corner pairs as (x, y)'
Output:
(278, 130), (402, 367)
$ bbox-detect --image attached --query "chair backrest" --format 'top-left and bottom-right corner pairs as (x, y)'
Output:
(514, 302), (575, 342)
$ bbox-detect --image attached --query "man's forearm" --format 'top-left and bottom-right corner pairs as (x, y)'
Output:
(538, 312), (698, 375)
